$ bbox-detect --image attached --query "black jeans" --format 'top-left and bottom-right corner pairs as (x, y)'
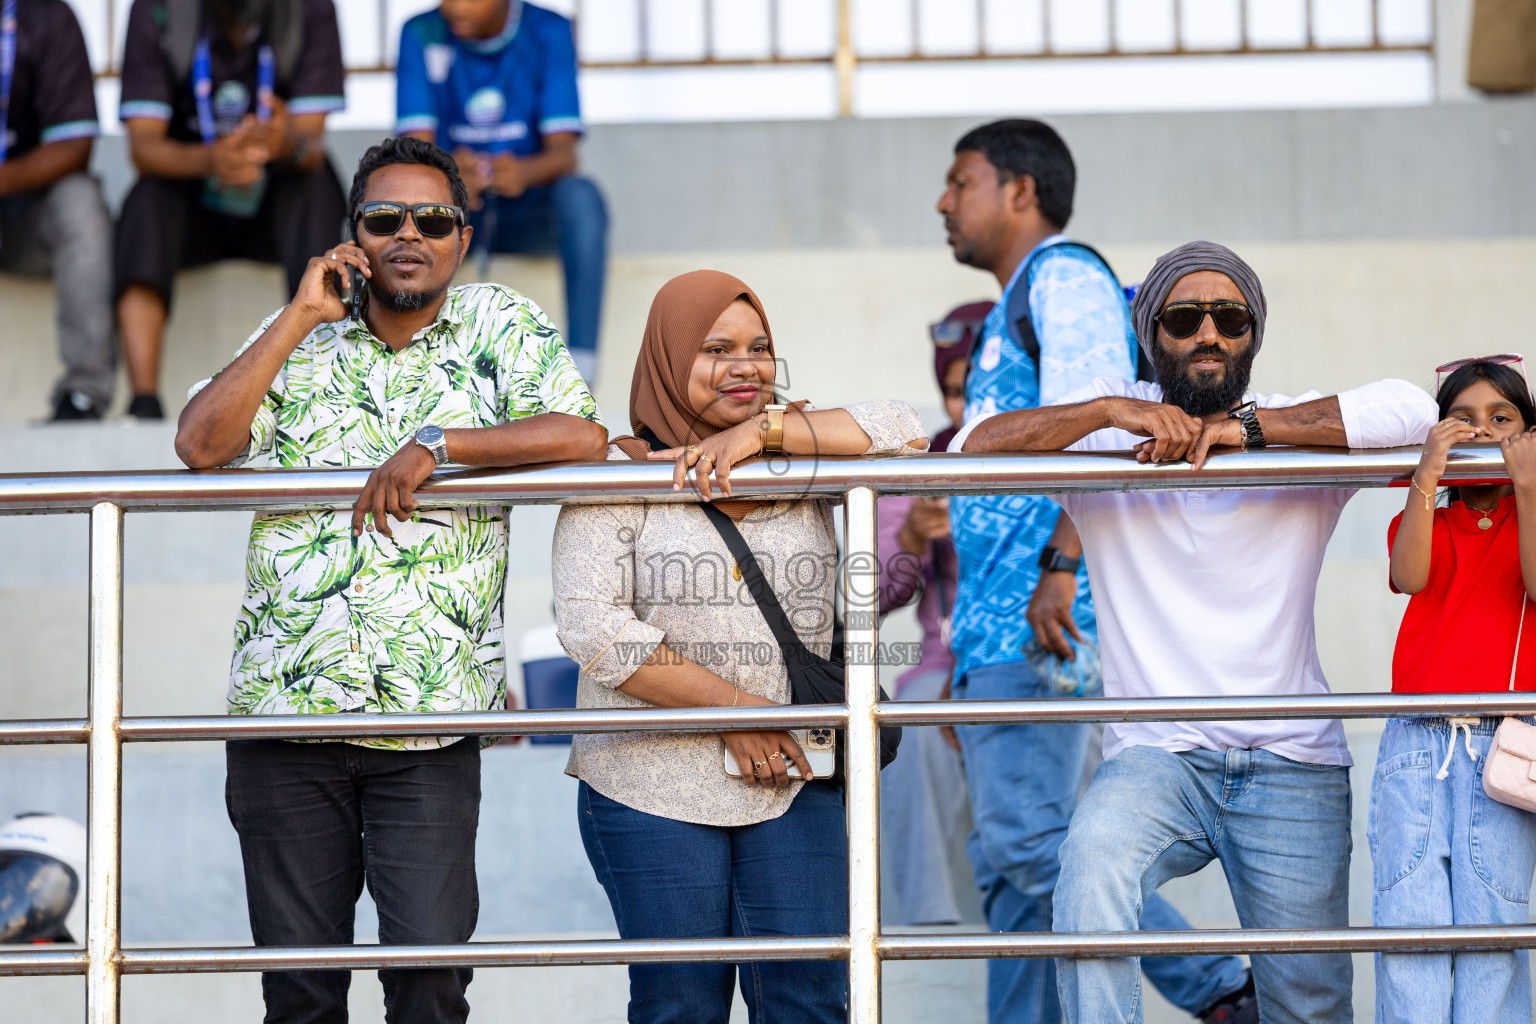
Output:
(113, 160), (347, 306)
(225, 738), (481, 1024)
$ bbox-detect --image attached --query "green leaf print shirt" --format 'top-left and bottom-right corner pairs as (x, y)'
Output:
(192, 284), (602, 749)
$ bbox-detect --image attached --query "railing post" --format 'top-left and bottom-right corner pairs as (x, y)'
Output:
(834, 0), (856, 116)
(842, 486), (880, 1023)
(86, 502), (124, 1024)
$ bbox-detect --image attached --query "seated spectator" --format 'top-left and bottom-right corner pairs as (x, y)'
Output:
(956, 241), (1437, 1023)
(0, 0), (114, 420)
(174, 136), (606, 1022)
(552, 270), (925, 1023)
(115, 0), (349, 419)
(397, 0), (608, 383)
(1376, 357), (1536, 1023)
(875, 300), (987, 926)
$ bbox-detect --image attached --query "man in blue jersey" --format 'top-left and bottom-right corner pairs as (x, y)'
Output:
(935, 120), (1255, 1024)
(397, 0), (607, 382)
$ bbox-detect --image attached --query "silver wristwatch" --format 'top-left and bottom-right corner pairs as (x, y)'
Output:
(414, 424), (448, 466)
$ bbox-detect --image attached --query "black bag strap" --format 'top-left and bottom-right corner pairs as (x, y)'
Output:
(698, 502), (818, 669)
(1008, 240), (1156, 384)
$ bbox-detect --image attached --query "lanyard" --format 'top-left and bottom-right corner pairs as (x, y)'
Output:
(0, 0), (17, 164)
(192, 34), (274, 145)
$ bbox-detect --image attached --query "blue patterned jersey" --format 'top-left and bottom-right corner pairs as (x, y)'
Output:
(947, 236), (1139, 684)
(395, 2), (582, 158)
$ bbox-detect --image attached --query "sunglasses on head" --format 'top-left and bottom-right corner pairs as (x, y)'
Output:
(1154, 301), (1255, 340)
(354, 202), (465, 238)
(929, 317), (985, 348)
(1434, 353), (1528, 393)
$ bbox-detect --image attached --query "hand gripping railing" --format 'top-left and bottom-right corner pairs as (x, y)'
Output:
(4, 444), (1536, 1024)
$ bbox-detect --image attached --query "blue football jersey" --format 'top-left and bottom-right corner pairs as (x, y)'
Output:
(396, 1), (581, 157)
(948, 236), (1139, 685)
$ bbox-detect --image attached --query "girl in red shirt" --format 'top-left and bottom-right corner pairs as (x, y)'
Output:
(1373, 357), (1536, 1023)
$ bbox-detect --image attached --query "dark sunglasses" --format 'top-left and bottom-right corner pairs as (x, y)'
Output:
(929, 318), (985, 348)
(354, 202), (465, 238)
(1154, 301), (1255, 340)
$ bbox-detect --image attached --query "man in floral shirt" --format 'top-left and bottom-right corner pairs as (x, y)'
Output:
(176, 136), (605, 1023)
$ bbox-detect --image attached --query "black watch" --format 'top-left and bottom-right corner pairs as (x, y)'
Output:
(1038, 545), (1081, 575)
(1228, 400), (1266, 450)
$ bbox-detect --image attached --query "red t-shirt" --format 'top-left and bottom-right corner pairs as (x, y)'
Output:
(1389, 494), (1536, 693)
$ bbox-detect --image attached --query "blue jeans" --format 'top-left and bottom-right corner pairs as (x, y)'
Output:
(954, 662), (1246, 1023)
(1371, 717), (1536, 1023)
(472, 174), (608, 358)
(577, 781), (848, 1024)
(1054, 744), (1353, 1024)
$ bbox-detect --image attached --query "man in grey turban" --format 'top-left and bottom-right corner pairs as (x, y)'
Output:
(1130, 240), (1268, 419)
(952, 241), (1438, 1023)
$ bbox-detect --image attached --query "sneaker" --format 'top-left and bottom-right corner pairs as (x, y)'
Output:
(1198, 975), (1258, 1024)
(48, 390), (103, 422)
(127, 394), (165, 420)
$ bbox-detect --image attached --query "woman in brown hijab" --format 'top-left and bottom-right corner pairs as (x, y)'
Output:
(553, 270), (925, 1023)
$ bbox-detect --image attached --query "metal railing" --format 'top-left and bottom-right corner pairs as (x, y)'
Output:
(84, 0), (1433, 117)
(4, 444), (1536, 1024)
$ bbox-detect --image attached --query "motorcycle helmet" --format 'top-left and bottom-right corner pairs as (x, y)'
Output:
(0, 813), (88, 944)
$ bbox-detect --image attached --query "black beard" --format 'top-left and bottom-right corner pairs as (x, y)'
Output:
(1153, 342), (1256, 416)
(374, 284), (446, 313)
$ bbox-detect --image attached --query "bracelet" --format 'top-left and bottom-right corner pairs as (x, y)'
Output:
(1410, 475), (1437, 512)
(760, 404), (787, 453)
(731, 686), (740, 707)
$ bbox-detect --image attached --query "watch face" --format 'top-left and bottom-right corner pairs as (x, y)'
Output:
(416, 425), (445, 446)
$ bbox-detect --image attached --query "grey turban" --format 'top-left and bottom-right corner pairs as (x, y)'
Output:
(1130, 240), (1268, 358)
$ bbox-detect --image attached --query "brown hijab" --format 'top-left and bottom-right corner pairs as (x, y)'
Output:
(612, 270), (781, 520)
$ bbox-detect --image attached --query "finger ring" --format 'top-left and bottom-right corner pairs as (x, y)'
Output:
(697, 455), (713, 465)
(329, 253), (337, 259)
(768, 752), (784, 761)
(687, 445), (699, 455)
(753, 760), (767, 771)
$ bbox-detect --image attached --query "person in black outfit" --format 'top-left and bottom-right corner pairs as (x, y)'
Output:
(114, 0), (348, 419)
(0, 0), (115, 420)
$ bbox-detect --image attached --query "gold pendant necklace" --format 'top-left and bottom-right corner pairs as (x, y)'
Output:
(1471, 502), (1496, 531)
(733, 563), (743, 581)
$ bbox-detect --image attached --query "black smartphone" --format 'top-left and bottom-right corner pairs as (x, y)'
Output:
(332, 223), (365, 320)
(332, 263), (364, 320)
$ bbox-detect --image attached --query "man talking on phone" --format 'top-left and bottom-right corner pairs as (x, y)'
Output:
(175, 136), (605, 1024)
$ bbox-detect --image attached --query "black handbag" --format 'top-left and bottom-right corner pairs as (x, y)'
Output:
(699, 502), (901, 785)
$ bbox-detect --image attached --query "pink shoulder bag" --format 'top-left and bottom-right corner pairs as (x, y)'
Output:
(1482, 596), (1536, 812)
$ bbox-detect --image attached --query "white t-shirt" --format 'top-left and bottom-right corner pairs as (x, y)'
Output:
(1051, 376), (1437, 766)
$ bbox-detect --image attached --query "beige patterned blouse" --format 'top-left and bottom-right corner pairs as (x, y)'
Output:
(554, 400), (926, 827)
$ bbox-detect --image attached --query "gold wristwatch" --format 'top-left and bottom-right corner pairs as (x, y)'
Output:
(760, 404), (787, 453)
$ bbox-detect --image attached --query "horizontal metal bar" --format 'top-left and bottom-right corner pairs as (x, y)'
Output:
(117, 705), (848, 742)
(881, 693), (1536, 726)
(8, 923), (1532, 978)
(117, 937), (848, 974)
(9, 694), (1536, 747)
(0, 719), (90, 744)
(0, 446), (1507, 515)
(880, 925), (1536, 960)
(0, 949), (91, 976)
(851, 42), (1432, 64)
(85, 39), (1434, 79)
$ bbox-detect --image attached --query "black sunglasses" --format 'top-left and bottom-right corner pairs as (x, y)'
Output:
(354, 202), (465, 238)
(929, 318), (985, 348)
(1154, 301), (1255, 340)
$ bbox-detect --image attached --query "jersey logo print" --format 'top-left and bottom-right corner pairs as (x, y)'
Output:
(425, 43), (455, 83)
